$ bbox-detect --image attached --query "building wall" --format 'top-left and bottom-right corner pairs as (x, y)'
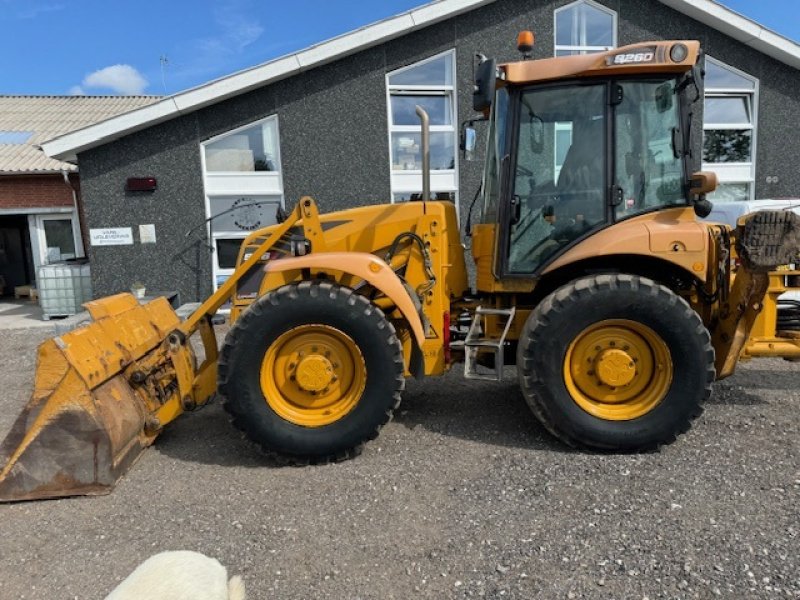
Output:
(78, 0), (800, 302)
(0, 174), (76, 210)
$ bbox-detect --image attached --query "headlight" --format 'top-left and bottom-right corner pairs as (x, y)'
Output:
(670, 43), (689, 63)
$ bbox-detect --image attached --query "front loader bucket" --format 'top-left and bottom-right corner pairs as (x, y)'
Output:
(0, 294), (182, 502)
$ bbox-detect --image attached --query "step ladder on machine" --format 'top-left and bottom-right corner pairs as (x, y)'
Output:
(463, 306), (516, 381)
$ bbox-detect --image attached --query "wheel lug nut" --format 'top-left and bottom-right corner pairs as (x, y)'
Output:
(587, 370), (595, 376)
(311, 346), (318, 353)
(609, 341), (616, 347)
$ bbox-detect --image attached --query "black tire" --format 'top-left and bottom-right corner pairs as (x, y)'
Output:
(218, 281), (405, 463)
(517, 274), (715, 451)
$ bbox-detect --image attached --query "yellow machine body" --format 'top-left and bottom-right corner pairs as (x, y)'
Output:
(229, 199), (468, 377)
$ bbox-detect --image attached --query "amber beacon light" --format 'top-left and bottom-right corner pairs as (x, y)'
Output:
(517, 30), (535, 58)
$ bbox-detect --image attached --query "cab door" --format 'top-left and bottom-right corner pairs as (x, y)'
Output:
(500, 83), (609, 275)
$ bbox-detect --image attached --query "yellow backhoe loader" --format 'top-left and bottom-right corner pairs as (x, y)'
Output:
(2, 38), (799, 502)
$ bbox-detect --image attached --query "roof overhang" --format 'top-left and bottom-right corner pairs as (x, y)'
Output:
(41, 0), (800, 162)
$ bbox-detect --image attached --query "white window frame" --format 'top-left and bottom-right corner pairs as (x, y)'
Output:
(385, 49), (459, 209)
(32, 210), (84, 267)
(200, 115), (285, 299)
(702, 56), (759, 201)
(554, 0), (618, 56)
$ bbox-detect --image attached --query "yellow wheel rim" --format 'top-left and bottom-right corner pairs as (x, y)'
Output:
(260, 325), (366, 427)
(563, 319), (673, 421)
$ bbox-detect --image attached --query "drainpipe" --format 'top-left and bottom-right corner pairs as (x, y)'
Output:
(61, 169), (85, 258)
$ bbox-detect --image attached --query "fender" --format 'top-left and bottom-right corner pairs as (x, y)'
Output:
(261, 252), (426, 371)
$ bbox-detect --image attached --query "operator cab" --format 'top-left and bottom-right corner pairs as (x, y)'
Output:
(470, 38), (710, 277)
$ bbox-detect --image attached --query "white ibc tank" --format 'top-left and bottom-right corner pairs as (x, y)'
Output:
(37, 261), (92, 320)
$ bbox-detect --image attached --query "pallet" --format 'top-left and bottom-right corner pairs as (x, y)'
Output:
(14, 286), (38, 301)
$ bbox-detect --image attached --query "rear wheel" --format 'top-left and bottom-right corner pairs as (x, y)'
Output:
(218, 281), (405, 462)
(517, 274), (715, 451)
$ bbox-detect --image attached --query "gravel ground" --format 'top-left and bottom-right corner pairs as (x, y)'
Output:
(0, 326), (798, 599)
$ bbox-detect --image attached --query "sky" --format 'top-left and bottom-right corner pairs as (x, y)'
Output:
(2, 0), (799, 97)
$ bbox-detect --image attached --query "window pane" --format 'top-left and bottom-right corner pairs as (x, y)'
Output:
(556, 5), (578, 46)
(708, 182), (750, 202)
(615, 80), (687, 219)
(43, 219), (76, 261)
(391, 95), (451, 126)
(703, 129), (752, 163)
(388, 54), (453, 87)
(555, 48), (581, 57)
(391, 132), (455, 170)
(208, 196), (281, 233)
(394, 191), (455, 203)
(482, 87), (509, 223)
(205, 120), (280, 172)
(583, 4), (614, 47)
(705, 60), (755, 90)
(704, 97), (749, 124)
(508, 84), (606, 273)
(215, 238), (243, 269)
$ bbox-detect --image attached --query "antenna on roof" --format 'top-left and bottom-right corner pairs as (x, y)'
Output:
(160, 55), (169, 95)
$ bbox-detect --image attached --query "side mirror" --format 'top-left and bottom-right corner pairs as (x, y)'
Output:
(463, 127), (477, 160)
(460, 116), (487, 161)
(473, 56), (497, 113)
(690, 171), (717, 218)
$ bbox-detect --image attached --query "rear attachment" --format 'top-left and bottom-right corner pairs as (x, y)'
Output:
(737, 210), (800, 272)
(0, 294), (211, 502)
(714, 211), (800, 377)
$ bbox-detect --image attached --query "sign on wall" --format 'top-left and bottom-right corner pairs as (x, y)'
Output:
(139, 224), (157, 244)
(89, 227), (134, 246)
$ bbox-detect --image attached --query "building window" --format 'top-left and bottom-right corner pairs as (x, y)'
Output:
(703, 57), (758, 201)
(204, 118), (280, 173)
(201, 115), (285, 296)
(554, 0), (617, 57)
(386, 50), (458, 207)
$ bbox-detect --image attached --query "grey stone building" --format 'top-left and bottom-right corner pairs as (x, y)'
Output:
(43, 0), (800, 304)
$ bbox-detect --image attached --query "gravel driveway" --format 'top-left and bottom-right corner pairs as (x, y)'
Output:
(0, 327), (798, 599)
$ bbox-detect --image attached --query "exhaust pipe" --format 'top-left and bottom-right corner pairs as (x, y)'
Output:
(415, 105), (431, 202)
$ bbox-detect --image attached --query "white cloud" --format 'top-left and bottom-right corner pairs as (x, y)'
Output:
(68, 85), (84, 95)
(166, 0), (265, 87)
(15, 2), (65, 19)
(81, 64), (148, 95)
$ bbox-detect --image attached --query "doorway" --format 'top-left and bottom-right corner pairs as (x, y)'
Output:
(0, 215), (35, 296)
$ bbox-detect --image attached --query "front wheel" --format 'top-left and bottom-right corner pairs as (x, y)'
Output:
(218, 281), (405, 463)
(517, 274), (715, 451)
